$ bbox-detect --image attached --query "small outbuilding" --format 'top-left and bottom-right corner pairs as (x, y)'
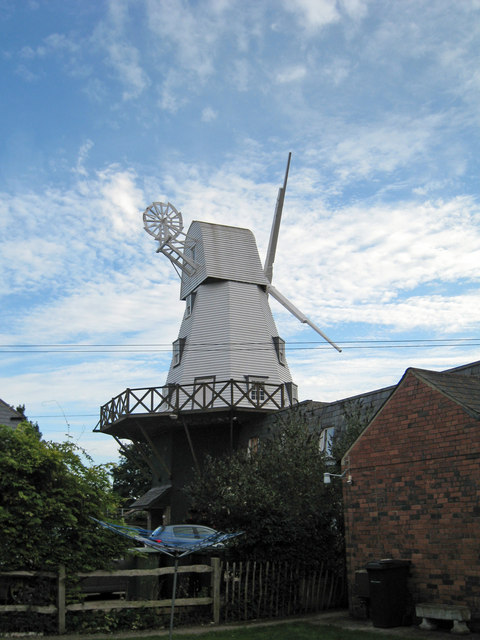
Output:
(342, 366), (480, 625)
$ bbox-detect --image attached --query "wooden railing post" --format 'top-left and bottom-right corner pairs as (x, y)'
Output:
(57, 564), (66, 634)
(211, 557), (221, 624)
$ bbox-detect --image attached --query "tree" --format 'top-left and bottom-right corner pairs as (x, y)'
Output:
(15, 404), (42, 438)
(330, 398), (375, 465)
(110, 442), (152, 502)
(0, 422), (130, 572)
(186, 414), (344, 567)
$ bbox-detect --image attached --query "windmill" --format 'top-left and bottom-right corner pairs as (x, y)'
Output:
(97, 154), (340, 523)
(142, 153), (340, 407)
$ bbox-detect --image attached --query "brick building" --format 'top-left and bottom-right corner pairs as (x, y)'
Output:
(342, 366), (480, 620)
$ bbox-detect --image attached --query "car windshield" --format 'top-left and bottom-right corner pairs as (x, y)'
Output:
(149, 525), (217, 540)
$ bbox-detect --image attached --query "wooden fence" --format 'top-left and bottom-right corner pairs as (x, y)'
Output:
(223, 559), (346, 622)
(0, 557), (345, 634)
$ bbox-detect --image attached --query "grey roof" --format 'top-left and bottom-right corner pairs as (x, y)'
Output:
(409, 367), (480, 419)
(129, 485), (172, 510)
(444, 359), (480, 378)
(180, 221), (269, 299)
(0, 399), (23, 428)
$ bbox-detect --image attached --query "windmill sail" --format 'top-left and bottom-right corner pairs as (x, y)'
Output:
(264, 152), (291, 283)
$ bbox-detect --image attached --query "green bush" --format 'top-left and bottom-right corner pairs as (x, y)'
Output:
(0, 422), (130, 572)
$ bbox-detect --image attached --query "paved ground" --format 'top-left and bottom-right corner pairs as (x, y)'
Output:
(7, 609), (480, 639)
(311, 610), (480, 638)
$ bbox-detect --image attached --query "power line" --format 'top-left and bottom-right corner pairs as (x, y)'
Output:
(0, 338), (479, 353)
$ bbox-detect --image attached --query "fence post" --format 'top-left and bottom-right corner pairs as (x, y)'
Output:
(211, 557), (221, 624)
(57, 565), (66, 634)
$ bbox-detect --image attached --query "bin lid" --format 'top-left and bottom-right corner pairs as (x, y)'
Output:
(366, 558), (411, 570)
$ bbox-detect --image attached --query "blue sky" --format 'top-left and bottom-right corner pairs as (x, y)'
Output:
(1, 0), (480, 464)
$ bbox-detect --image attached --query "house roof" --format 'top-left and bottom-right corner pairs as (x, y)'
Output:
(409, 367), (480, 419)
(0, 398), (23, 428)
(129, 485), (172, 510)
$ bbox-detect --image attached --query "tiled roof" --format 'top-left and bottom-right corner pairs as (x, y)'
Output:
(129, 485), (172, 510)
(410, 368), (480, 419)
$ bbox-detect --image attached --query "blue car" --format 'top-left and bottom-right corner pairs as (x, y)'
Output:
(92, 518), (240, 556)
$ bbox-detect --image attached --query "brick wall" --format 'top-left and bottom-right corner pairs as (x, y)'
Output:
(343, 370), (480, 615)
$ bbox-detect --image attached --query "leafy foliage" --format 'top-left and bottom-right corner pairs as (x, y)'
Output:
(110, 442), (152, 501)
(0, 422), (130, 572)
(15, 403), (42, 438)
(330, 399), (376, 464)
(187, 415), (344, 566)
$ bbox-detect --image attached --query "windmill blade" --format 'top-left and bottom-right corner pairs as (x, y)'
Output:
(268, 284), (342, 352)
(264, 152), (292, 282)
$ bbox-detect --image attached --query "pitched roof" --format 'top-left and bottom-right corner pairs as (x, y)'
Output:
(409, 367), (480, 419)
(129, 485), (172, 510)
(0, 398), (23, 428)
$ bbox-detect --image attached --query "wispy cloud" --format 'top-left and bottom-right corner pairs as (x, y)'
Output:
(275, 65), (307, 84)
(283, 0), (341, 33)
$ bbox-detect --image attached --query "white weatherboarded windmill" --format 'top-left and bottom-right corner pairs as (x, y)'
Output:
(96, 154), (340, 523)
(142, 154), (340, 409)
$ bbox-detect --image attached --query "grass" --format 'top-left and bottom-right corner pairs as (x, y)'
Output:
(87, 622), (408, 640)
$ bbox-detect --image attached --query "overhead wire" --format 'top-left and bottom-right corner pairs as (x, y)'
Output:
(0, 338), (479, 353)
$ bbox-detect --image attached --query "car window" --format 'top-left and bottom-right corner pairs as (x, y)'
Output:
(173, 526), (196, 537)
(195, 526), (216, 538)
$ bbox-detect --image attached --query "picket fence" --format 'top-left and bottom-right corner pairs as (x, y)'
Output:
(0, 557), (345, 634)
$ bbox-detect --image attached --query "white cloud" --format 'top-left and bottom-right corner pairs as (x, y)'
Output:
(74, 139), (94, 176)
(90, 1), (150, 100)
(330, 114), (443, 180)
(283, 0), (341, 33)
(145, 0), (219, 79)
(201, 106), (218, 122)
(104, 40), (150, 100)
(275, 65), (307, 84)
(97, 166), (145, 235)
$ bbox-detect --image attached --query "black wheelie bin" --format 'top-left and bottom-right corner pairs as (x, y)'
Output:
(366, 559), (411, 627)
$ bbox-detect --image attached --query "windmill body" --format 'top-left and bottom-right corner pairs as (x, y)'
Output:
(165, 221), (296, 405)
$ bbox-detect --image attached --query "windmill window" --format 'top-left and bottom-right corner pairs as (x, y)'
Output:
(185, 292), (196, 317)
(319, 426), (335, 456)
(273, 336), (286, 365)
(246, 376), (268, 402)
(172, 337), (186, 367)
(251, 386), (265, 402)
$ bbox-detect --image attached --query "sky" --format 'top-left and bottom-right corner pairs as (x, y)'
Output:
(1, 0), (480, 465)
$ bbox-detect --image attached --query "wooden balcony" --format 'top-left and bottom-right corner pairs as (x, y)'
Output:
(96, 379), (297, 431)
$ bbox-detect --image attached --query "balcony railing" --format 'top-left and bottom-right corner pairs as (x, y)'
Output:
(97, 379), (297, 430)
